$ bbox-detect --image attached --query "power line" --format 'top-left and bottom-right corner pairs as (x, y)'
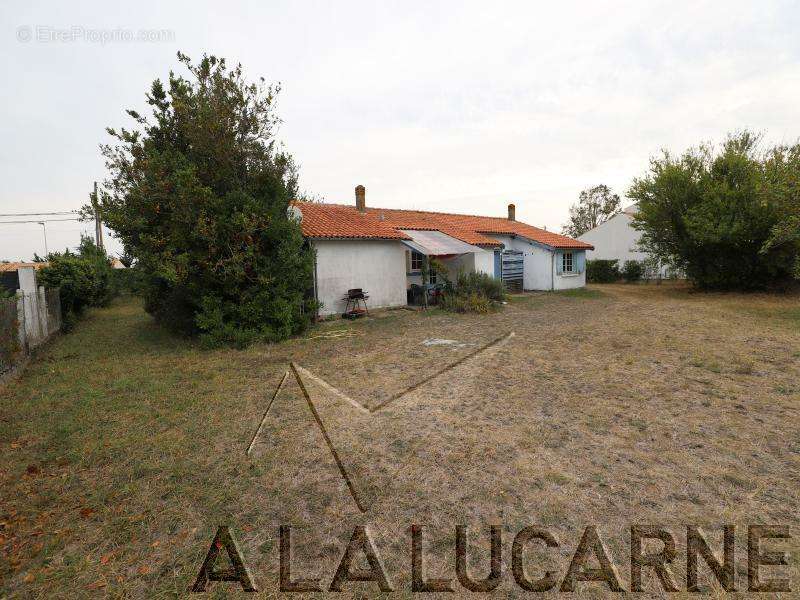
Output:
(0, 211), (79, 217)
(0, 218), (83, 224)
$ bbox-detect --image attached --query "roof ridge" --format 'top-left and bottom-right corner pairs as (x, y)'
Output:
(292, 200), (593, 249)
(293, 200), (517, 222)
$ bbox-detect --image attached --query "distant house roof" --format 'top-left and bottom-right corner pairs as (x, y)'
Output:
(0, 262), (48, 272)
(293, 202), (593, 250)
(622, 204), (639, 216)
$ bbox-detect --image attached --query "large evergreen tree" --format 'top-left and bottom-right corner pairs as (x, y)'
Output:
(92, 52), (315, 345)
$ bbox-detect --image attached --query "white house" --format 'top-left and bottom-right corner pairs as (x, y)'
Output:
(578, 205), (670, 277)
(294, 186), (593, 316)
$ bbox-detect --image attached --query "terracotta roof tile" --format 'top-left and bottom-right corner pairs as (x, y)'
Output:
(292, 202), (410, 240)
(0, 262), (48, 272)
(293, 202), (593, 250)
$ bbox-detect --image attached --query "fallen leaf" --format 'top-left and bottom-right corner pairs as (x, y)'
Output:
(25, 465), (40, 475)
(151, 541), (160, 548)
(137, 565), (150, 575)
(100, 553), (112, 565)
(23, 573), (34, 583)
(79, 507), (94, 519)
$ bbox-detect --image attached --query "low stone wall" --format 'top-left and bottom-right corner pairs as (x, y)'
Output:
(0, 287), (61, 376)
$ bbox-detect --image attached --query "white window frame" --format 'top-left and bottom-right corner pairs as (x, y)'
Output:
(562, 252), (574, 274)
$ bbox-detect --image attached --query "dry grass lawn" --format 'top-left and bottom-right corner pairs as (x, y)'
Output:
(1, 283), (799, 598)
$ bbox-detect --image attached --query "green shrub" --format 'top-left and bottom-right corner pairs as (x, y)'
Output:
(37, 236), (115, 330)
(587, 259), (620, 283)
(439, 271), (505, 313)
(448, 271), (506, 301)
(38, 257), (104, 330)
(439, 291), (492, 314)
(110, 267), (146, 296)
(622, 260), (645, 282)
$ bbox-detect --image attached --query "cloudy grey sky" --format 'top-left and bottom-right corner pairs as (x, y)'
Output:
(2, 0), (799, 260)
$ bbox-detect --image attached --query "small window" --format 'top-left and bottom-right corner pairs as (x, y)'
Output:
(411, 251), (424, 271)
(562, 252), (574, 273)
(429, 269), (437, 284)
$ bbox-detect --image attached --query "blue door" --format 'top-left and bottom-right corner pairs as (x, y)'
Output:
(493, 250), (502, 279)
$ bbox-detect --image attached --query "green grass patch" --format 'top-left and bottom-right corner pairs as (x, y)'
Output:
(739, 304), (800, 329)
(775, 306), (800, 326)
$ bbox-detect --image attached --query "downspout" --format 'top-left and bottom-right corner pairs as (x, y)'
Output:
(551, 251), (555, 291)
(311, 241), (319, 320)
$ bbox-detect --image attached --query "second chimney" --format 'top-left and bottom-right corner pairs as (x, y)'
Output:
(355, 185), (366, 212)
(507, 203), (516, 221)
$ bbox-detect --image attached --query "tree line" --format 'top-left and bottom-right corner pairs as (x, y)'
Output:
(33, 52), (797, 346)
(564, 133), (799, 290)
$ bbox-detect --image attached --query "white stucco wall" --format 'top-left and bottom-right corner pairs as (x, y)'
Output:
(581, 212), (642, 257)
(493, 234), (588, 290)
(578, 212), (647, 263)
(404, 246), (495, 286)
(441, 253), (474, 281)
(494, 235), (553, 291)
(578, 213), (672, 277)
(552, 260), (586, 290)
(472, 248), (495, 276)
(313, 239), (407, 315)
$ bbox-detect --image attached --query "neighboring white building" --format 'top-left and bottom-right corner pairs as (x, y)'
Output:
(578, 205), (670, 277)
(295, 186), (594, 316)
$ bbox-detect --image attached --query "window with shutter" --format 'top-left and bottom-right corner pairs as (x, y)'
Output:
(562, 252), (574, 273)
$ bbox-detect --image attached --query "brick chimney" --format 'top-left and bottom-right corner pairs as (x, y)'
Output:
(355, 185), (366, 212)
(507, 203), (516, 221)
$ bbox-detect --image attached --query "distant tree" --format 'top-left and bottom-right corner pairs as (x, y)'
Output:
(629, 131), (799, 290)
(88, 52), (315, 346)
(562, 185), (621, 238)
(38, 234), (114, 330)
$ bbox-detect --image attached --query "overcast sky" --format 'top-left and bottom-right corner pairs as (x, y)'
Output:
(2, 1), (799, 260)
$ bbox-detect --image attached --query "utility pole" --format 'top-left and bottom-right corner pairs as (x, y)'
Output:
(37, 221), (48, 256)
(91, 181), (104, 250)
